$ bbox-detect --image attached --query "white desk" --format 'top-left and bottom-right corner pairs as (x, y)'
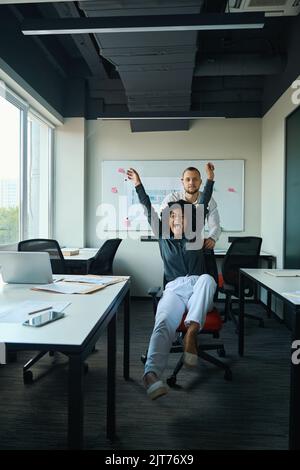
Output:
(239, 268), (300, 450)
(0, 276), (131, 449)
(63, 248), (98, 262)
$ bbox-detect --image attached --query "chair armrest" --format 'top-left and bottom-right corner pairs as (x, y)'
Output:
(148, 287), (163, 298)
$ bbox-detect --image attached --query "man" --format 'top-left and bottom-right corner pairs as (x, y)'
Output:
(160, 164), (221, 249)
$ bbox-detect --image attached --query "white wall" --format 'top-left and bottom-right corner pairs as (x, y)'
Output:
(261, 78), (300, 268)
(86, 118), (262, 295)
(54, 118), (86, 248)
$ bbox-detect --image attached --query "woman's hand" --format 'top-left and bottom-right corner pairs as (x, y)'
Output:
(127, 168), (142, 187)
(205, 162), (215, 181)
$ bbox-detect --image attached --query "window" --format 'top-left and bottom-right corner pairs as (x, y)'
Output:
(0, 81), (54, 245)
(0, 90), (21, 244)
(27, 112), (53, 238)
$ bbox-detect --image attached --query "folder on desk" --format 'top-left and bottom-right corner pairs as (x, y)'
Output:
(31, 276), (128, 294)
(265, 270), (300, 277)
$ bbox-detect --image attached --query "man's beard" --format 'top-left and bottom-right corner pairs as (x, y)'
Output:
(185, 188), (199, 195)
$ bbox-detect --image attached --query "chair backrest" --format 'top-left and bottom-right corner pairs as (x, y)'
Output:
(18, 238), (66, 274)
(88, 238), (122, 275)
(221, 236), (262, 293)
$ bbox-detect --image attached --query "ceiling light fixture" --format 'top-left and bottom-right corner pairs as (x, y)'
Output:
(97, 116), (227, 120)
(22, 13), (265, 36)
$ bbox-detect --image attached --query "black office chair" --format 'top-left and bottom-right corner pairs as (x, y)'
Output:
(143, 250), (232, 387)
(18, 238), (69, 383)
(18, 238), (67, 275)
(219, 236), (264, 330)
(87, 238), (122, 275)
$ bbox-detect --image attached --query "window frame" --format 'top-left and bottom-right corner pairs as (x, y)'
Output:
(0, 82), (54, 244)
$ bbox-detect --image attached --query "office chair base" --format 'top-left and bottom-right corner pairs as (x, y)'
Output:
(141, 354), (147, 365)
(23, 370), (34, 384)
(198, 349), (232, 381)
(166, 375), (181, 388)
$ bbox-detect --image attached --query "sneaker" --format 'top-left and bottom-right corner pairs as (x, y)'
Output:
(143, 372), (168, 400)
(146, 380), (168, 400)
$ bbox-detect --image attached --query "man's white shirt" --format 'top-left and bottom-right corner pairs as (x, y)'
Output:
(160, 190), (221, 241)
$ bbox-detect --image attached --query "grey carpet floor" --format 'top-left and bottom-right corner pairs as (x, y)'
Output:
(0, 300), (290, 450)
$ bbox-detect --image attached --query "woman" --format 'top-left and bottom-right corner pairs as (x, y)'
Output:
(127, 164), (217, 400)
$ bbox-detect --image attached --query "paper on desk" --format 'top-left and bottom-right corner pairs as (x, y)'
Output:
(63, 275), (116, 285)
(265, 270), (300, 277)
(32, 282), (98, 294)
(0, 343), (6, 364)
(0, 300), (71, 324)
(32, 277), (128, 294)
(281, 291), (300, 304)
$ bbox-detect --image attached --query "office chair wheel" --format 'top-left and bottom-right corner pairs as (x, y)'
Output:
(224, 369), (233, 381)
(217, 346), (226, 358)
(84, 363), (89, 374)
(23, 370), (33, 384)
(140, 354), (147, 365)
(166, 375), (177, 388)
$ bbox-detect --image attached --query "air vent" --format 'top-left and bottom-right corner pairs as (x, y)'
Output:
(248, 0), (287, 6)
(228, 0), (300, 15)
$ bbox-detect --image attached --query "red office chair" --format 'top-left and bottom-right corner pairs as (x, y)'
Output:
(142, 250), (232, 387)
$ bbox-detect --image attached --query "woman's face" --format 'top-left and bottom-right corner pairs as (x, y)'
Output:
(169, 207), (187, 238)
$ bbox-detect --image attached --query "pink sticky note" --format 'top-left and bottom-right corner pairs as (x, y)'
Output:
(124, 218), (131, 228)
(118, 168), (125, 174)
(228, 187), (236, 193)
(111, 187), (118, 194)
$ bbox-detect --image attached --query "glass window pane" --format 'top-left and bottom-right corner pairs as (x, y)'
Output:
(27, 114), (51, 238)
(0, 94), (20, 245)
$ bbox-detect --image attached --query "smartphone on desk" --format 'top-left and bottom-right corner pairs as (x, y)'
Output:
(23, 310), (65, 327)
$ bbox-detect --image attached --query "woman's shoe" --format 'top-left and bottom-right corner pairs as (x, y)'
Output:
(146, 380), (168, 400)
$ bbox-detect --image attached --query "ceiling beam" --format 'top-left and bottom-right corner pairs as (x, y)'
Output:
(52, 2), (107, 79)
(21, 13), (265, 36)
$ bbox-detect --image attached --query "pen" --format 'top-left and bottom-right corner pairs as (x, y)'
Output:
(29, 306), (52, 315)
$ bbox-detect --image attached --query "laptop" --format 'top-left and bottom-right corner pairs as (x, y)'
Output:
(0, 251), (53, 284)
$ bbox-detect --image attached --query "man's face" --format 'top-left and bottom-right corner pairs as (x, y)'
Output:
(181, 170), (202, 195)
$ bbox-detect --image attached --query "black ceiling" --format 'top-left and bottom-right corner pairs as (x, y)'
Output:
(0, 0), (299, 131)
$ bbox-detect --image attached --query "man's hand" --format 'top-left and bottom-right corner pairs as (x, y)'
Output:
(205, 162), (214, 181)
(204, 238), (216, 250)
(127, 168), (141, 187)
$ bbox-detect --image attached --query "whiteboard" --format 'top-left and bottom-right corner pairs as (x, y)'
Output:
(101, 160), (244, 232)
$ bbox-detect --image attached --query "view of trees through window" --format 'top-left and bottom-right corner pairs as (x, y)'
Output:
(0, 91), (20, 244)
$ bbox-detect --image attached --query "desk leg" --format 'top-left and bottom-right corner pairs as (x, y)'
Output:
(289, 308), (300, 449)
(267, 289), (272, 318)
(123, 290), (130, 380)
(238, 271), (245, 357)
(107, 314), (116, 441)
(266, 258), (273, 318)
(68, 354), (84, 449)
